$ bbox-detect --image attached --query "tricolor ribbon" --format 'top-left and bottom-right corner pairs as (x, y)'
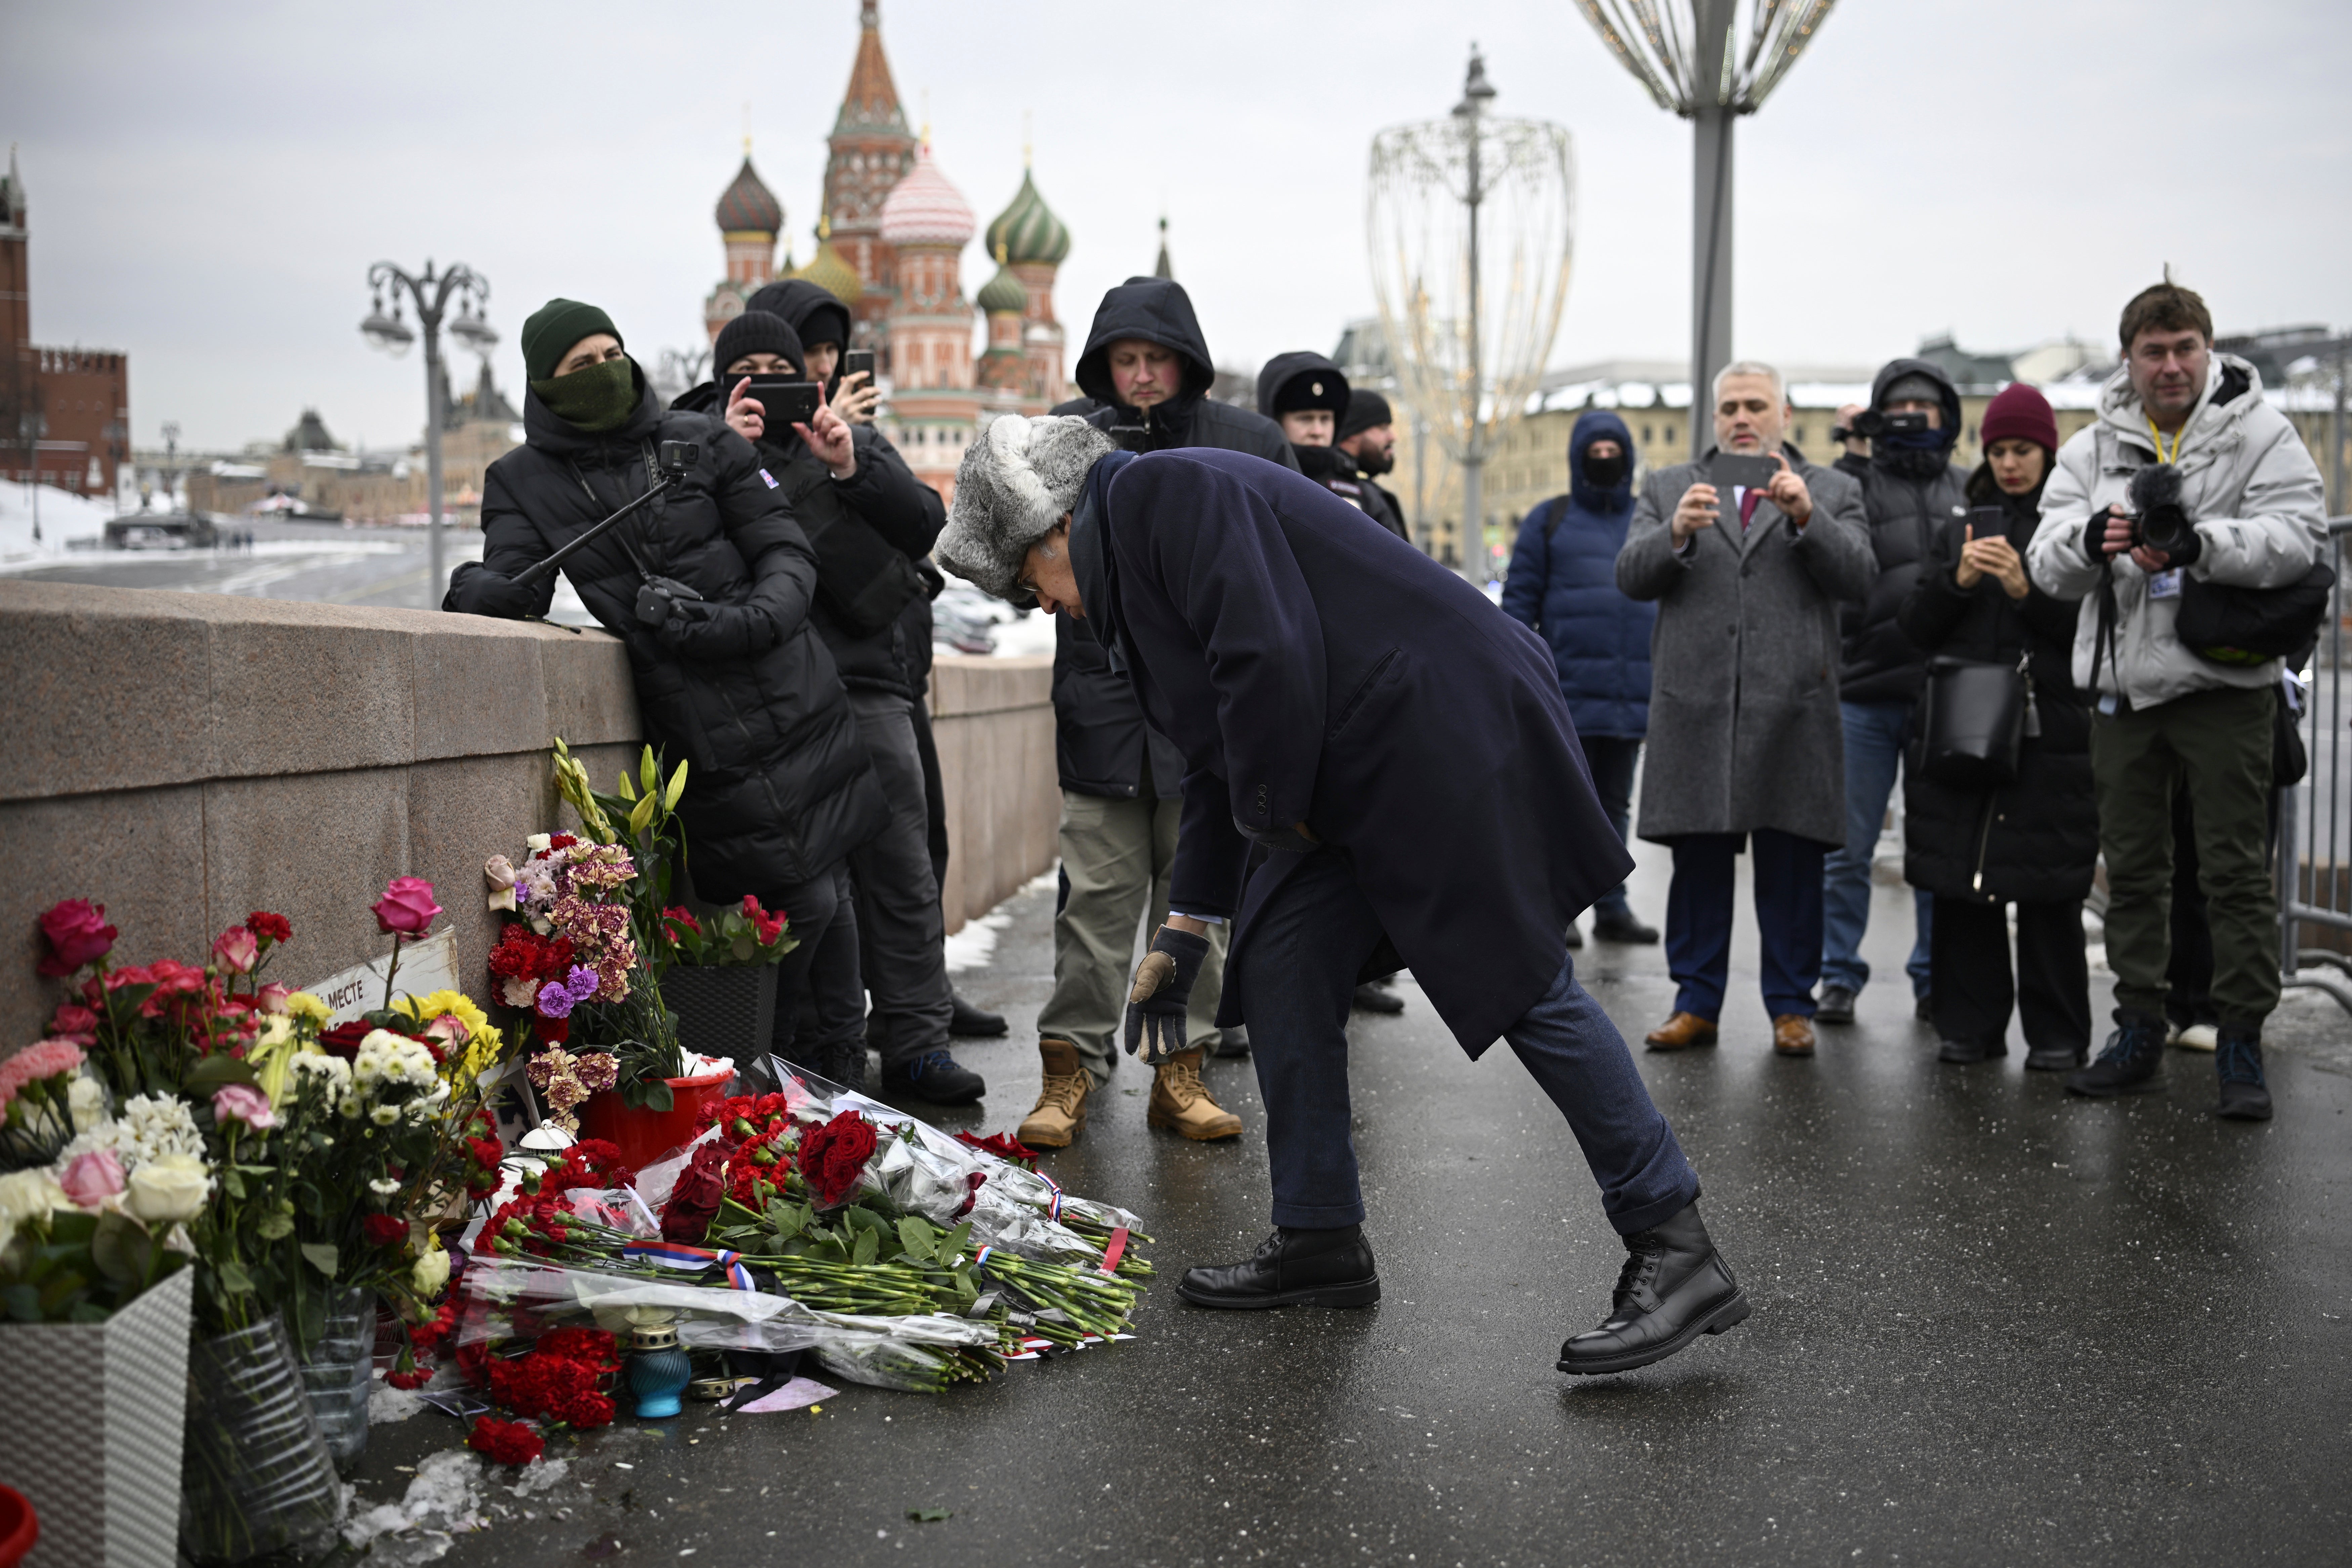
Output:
(1036, 1170), (1065, 1222)
(622, 1239), (756, 1291)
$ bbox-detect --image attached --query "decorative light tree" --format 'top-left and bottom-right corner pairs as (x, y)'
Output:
(1369, 49), (1576, 582)
(1573, 0), (1837, 457)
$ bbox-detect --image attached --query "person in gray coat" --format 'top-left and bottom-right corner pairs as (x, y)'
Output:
(1616, 361), (1874, 1058)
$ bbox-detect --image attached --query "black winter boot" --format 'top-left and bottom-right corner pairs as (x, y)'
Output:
(1557, 1201), (1748, 1375)
(2064, 1011), (2167, 1098)
(948, 990), (1008, 1038)
(1176, 1225), (1379, 1310)
(2215, 1027), (2273, 1121)
(1938, 1034), (2008, 1064)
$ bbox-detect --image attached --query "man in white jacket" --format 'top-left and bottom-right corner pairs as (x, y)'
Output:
(2026, 280), (2328, 1120)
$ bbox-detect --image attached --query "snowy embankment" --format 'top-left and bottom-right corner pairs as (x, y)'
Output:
(0, 482), (115, 565)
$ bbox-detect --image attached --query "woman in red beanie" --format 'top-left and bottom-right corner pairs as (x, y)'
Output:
(1894, 382), (2100, 1070)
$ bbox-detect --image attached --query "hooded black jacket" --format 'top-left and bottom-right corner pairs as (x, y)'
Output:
(1836, 356), (1972, 705)
(1898, 468), (2096, 904)
(1051, 278), (1301, 798)
(444, 372), (885, 897)
(669, 379), (943, 700)
(745, 280), (854, 356)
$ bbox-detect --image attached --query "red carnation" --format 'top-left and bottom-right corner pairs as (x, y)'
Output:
(244, 911), (293, 945)
(798, 1110), (878, 1207)
(468, 1416), (544, 1467)
(363, 1214), (408, 1248)
(546, 833), (579, 853)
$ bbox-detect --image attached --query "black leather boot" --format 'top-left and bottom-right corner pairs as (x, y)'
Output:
(2065, 1010), (2167, 1098)
(949, 990), (1008, 1038)
(1351, 983), (1404, 1016)
(2216, 1027), (2273, 1121)
(1556, 1201), (1748, 1376)
(1176, 1225), (1380, 1310)
(1937, 1034), (2008, 1064)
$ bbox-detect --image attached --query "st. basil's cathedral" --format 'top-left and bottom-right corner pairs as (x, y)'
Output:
(701, 0), (1072, 502)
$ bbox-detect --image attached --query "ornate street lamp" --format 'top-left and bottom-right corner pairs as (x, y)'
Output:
(1369, 49), (1576, 583)
(1573, 0), (1837, 456)
(361, 260), (494, 600)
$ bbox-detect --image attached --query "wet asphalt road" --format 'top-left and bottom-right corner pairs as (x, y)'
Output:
(353, 844), (2352, 1567)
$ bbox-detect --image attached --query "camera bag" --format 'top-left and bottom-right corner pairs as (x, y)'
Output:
(2176, 562), (2335, 666)
(1918, 652), (2030, 789)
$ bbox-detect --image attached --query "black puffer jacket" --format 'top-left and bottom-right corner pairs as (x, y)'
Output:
(1899, 472), (2096, 904)
(445, 373), (885, 897)
(670, 379), (944, 700)
(1052, 277), (1301, 798)
(1837, 357), (1972, 705)
(1295, 443), (1407, 538)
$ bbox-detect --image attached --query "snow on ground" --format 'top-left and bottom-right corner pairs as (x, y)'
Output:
(943, 868), (1057, 971)
(0, 482), (115, 564)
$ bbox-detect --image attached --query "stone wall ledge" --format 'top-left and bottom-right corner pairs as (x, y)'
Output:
(0, 581), (640, 804)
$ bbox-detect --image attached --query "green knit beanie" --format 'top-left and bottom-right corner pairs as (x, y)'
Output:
(521, 298), (622, 382)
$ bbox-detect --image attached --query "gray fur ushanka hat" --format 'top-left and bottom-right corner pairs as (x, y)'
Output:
(937, 414), (1118, 600)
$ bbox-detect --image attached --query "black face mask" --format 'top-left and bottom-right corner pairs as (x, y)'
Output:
(1581, 452), (1627, 489)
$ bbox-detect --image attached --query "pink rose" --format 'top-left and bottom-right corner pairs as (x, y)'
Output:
(60, 1148), (125, 1209)
(36, 899), (117, 977)
(372, 877), (443, 936)
(212, 1083), (278, 1131)
(423, 1013), (470, 1050)
(48, 1004), (98, 1044)
(255, 983), (293, 1014)
(212, 926), (260, 975)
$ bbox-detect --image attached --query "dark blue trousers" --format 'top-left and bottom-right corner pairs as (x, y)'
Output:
(1237, 849), (1699, 1236)
(1664, 829), (1827, 1022)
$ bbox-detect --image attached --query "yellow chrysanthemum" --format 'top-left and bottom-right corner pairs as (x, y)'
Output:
(284, 991), (332, 1024)
(394, 989), (506, 1092)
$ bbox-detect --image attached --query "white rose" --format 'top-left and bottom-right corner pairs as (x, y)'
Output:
(526, 833), (552, 854)
(68, 1075), (107, 1134)
(411, 1242), (451, 1297)
(0, 1169), (73, 1236)
(123, 1153), (212, 1226)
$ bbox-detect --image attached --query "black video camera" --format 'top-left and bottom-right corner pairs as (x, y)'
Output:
(1850, 408), (1930, 440)
(2123, 463), (2197, 558)
(657, 439), (699, 477)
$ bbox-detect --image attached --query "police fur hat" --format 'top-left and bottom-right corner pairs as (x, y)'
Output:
(938, 414), (1118, 601)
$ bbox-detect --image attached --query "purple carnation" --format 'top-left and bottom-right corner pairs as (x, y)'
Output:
(534, 965), (600, 1021)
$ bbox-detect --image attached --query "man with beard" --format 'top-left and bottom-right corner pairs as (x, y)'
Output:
(1337, 391), (1406, 539)
(1814, 359), (1967, 1028)
(1006, 279), (1298, 1152)
(1256, 352), (1407, 540)
(936, 415), (1750, 1375)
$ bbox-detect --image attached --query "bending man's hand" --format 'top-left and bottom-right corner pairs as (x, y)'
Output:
(1123, 923), (1210, 1065)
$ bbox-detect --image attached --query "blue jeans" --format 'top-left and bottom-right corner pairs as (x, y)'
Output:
(1238, 849), (1698, 1236)
(1820, 700), (1933, 999)
(1665, 830), (1827, 1021)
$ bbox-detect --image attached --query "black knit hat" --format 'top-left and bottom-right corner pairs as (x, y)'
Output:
(1339, 389), (1393, 440)
(521, 298), (621, 382)
(712, 310), (806, 379)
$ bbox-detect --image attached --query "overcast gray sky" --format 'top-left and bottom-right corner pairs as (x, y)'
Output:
(7, 0), (2348, 453)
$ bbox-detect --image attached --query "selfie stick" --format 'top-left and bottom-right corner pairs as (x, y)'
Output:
(511, 450), (695, 587)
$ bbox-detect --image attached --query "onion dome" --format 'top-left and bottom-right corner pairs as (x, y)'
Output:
(976, 244), (1028, 316)
(790, 216), (865, 305)
(715, 155), (782, 236)
(984, 167), (1070, 267)
(877, 142), (975, 249)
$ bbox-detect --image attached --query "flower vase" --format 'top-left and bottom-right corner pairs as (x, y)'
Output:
(294, 1287), (374, 1473)
(177, 1314), (340, 1565)
(0, 1265), (193, 1568)
(627, 1322), (691, 1419)
(661, 963), (777, 1064)
(578, 1068), (736, 1170)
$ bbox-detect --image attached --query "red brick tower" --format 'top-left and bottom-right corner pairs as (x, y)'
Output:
(0, 149), (129, 498)
(822, 0), (917, 347)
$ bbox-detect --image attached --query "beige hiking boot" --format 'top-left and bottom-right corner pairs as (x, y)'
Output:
(1017, 1038), (1090, 1150)
(1148, 1048), (1242, 1141)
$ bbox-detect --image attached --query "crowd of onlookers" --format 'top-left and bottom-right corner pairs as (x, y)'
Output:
(442, 270), (2328, 1153)
(1499, 279), (2329, 1124)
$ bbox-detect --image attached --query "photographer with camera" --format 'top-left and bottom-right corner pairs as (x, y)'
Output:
(1617, 361), (1873, 1059)
(445, 297), (886, 1087)
(1814, 359), (1967, 1029)
(668, 310), (987, 1103)
(2026, 280), (2328, 1120)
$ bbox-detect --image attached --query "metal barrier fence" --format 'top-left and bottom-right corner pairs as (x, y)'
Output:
(2277, 517), (2352, 1013)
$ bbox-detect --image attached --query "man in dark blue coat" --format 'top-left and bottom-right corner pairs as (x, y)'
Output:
(935, 415), (1752, 1376)
(1501, 410), (1658, 946)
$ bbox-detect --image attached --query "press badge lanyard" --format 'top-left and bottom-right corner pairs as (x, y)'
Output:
(2144, 415), (2187, 466)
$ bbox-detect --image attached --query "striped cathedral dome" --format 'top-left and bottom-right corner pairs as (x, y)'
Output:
(983, 167), (1069, 267)
(791, 220), (866, 305)
(714, 156), (782, 235)
(976, 251), (1028, 315)
(877, 143), (975, 249)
